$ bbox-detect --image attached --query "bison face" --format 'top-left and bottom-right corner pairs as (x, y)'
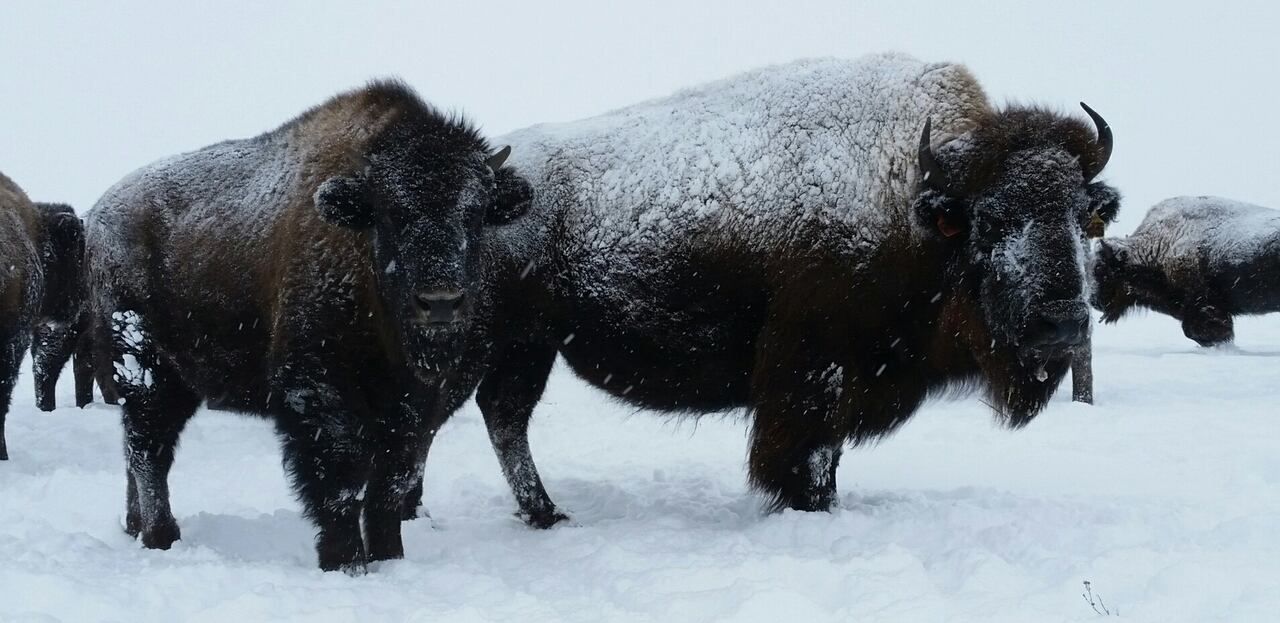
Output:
(914, 105), (1117, 424)
(1092, 238), (1138, 322)
(314, 140), (531, 372)
(35, 203), (85, 325)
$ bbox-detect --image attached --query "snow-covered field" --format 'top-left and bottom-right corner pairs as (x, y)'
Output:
(5, 2), (1280, 622)
(3, 309), (1278, 623)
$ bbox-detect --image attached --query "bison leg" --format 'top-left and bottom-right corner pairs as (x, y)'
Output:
(73, 316), (96, 407)
(399, 472), (426, 521)
(1071, 338), (1093, 404)
(747, 390), (844, 513)
(271, 375), (374, 573)
(747, 315), (854, 512)
(32, 321), (78, 412)
(0, 340), (18, 461)
(475, 341), (567, 528)
(111, 310), (200, 549)
(364, 417), (432, 562)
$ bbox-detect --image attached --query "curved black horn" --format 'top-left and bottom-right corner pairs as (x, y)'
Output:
(917, 118), (953, 193)
(1079, 102), (1113, 180)
(486, 145), (512, 171)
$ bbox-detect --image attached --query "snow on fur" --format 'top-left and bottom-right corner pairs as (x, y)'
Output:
(1118, 196), (1280, 271)
(495, 54), (989, 275)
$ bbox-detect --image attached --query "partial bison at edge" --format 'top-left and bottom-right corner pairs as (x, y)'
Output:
(466, 54), (1120, 523)
(0, 177), (85, 461)
(1094, 196), (1280, 346)
(83, 81), (529, 572)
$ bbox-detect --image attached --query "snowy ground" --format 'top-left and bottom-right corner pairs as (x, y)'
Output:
(2, 310), (1278, 623)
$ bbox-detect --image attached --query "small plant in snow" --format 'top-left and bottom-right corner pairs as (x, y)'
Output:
(1082, 580), (1118, 616)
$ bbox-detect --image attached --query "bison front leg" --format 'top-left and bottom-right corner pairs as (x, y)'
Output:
(475, 341), (568, 528)
(364, 430), (430, 562)
(1071, 338), (1093, 404)
(747, 364), (846, 513)
(271, 373), (374, 574)
(32, 321), (77, 412)
(0, 339), (19, 461)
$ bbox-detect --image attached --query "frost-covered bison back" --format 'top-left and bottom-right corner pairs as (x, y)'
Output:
(1094, 196), (1280, 345)
(84, 81), (528, 572)
(0, 177), (84, 461)
(473, 54), (1119, 520)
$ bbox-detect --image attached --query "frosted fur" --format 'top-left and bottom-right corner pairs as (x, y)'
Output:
(85, 136), (303, 300)
(1116, 196), (1280, 274)
(495, 54), (991, 278)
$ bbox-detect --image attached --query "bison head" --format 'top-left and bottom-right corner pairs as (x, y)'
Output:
(914, 104), (1118, 424)
(1092, 239), (1234, 346)
(35, 203), (85, 325)
(314, 124), (532, 373)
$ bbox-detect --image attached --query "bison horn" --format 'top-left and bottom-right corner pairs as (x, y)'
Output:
(486, 145), (512, 171)
(1079, 102), (1113, 180)
(918, 118), (954, 194)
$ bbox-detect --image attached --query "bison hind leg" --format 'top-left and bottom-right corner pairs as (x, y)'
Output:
(111, 309), (201, 550)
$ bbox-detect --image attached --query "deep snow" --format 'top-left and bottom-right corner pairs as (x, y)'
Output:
(2, 308), (1278, 622)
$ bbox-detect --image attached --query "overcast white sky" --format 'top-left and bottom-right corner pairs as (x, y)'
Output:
(2, 1), (1276, 233)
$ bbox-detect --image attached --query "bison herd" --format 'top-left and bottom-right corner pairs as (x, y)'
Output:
(1, 54), (1277, 573)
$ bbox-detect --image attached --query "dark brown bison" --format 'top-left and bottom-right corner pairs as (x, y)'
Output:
(1094, 196), (1280, 346)
(31, 241), (119, 412)
(84, 81), (529, 572)
(0, 180), (85, 460)
(439, 54), (1121, 524)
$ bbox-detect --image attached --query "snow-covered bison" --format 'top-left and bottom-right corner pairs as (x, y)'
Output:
(1094, 196), (1279, 346)
(463, 55), (1121, 522)
(0, 179), (85, 461)
(84, 81), (530, 572)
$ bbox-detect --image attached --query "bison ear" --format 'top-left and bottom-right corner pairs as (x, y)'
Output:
(489, 167), (532, 226)
(315, 174), (373, 229)
(1086, 182), (1121, 227)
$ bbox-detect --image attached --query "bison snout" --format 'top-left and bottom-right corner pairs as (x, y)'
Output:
(1025, 300), (1090, 350)
(415, 290), (466, 325)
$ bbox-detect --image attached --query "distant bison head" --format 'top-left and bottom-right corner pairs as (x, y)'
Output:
(313, 123), (532, 371)
(35, 203), (85, 325)
(914, 104), (1119, 423)
(1092, 239), (1234, 347)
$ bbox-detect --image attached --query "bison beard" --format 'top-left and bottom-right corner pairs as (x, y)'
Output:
(432, 56), (1119, 523)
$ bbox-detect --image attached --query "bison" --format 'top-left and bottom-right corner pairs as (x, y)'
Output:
(1093, 196), (1280, 346)
(83, 81), (529, 572)
(32, 244), (119, 412)
(445, 54), (1120, 524)
(0, 179), (85, 461)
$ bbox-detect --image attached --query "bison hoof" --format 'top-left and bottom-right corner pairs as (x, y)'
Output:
(37, 398), (55, 412)
(338, 560), (369, 576)
(140, 523), (181, 550)
(321, 554), (370, 576)
(519, 508), (571, 529)
(400, 503), (430, 522)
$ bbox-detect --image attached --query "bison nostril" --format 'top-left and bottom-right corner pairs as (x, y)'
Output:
(416, 291), (465, 324)
(1026, 301), (1090, 348)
